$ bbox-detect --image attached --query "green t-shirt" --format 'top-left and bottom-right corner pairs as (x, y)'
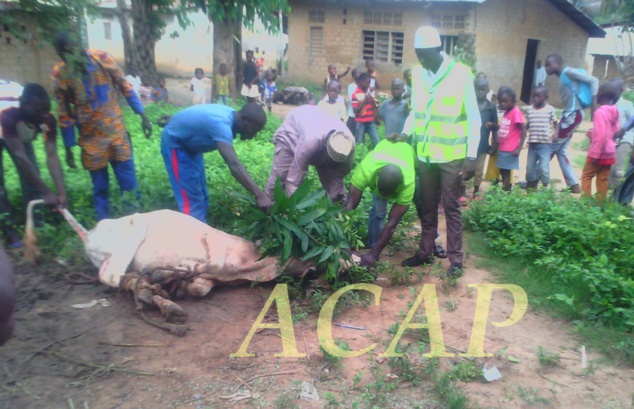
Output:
(351, 140), (416, 205)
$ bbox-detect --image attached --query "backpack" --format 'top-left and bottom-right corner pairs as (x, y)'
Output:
(561, 67), (593, 109)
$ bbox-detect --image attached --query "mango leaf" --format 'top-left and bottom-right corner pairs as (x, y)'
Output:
(302, 246), (325, 261)
(295, 189), (327, 210)
(298, 208), (327, 226)
(318, 246), (335, 264)
(282, 229), (292, 262)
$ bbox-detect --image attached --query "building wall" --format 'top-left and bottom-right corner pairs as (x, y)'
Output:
(287, 0), (592, 106)
(0, 28), (59, 91)
(86, 11), (214, 77)
(475, 0), (591, 107)
(287, 2), (475, 91)
(592, 55), (621, 80)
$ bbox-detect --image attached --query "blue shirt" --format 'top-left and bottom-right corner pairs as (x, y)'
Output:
(162, 104), (235, 153)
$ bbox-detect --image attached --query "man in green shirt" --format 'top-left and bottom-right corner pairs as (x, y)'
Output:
(345, 140), (416, 267)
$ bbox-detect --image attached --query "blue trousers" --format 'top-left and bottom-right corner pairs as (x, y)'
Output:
(161, 137), (208, 222)
(89, 159), (139, 221)
(355, 121), (380, 148)
(526, 143), (552, 184)
(368, 194), (388, 248)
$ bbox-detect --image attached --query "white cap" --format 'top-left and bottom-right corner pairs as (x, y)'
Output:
(327, 131), (354, 163)
(414, 26), (442, 49)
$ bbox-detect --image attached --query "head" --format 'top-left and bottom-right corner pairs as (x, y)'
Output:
(158, 76), (166, 87)
(328, 64), (337, 77)
(366, 59), (375, 73)
(357, 72), (371, 91)
(532, 86), (549, 107)
(53, 31), (81, 63)
(220, 63), (227, 75)
(476, 72), (487, 80)
(246, 50), (254, 63)
(611, 78), (625, 101)
(414, 27), (443, 72)
(403, 69), (412, 86)
(195, 68), (204, 79)
(326, 81), (342, 102)
(326, 131), (354, 164)
(391, 79), (405, 100)
(255, 47), (260, 53)
(351, 68), (361, 83)
(474, 78), (490, 101)
(597, 82), (619, 106)
(141, 76), (151, 87)
(377, 164), (403, 198)
(19, 84), (51, 125)
(545, 54), (563, 76)
(266, 70), (275, 82)
(536, 59), (542, 68)
(497, 87), (516, 111)
(235, 103), (267, 139)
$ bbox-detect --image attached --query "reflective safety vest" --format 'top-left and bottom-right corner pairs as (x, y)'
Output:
(411, 60), (472, 163)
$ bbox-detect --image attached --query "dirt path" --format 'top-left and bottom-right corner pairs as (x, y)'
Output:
(1, 112), (632, 409)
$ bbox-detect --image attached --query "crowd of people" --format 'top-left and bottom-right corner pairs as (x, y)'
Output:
(1, 25), (634, 346)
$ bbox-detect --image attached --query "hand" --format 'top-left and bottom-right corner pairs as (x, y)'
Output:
(65, 148), (77, 169)
(486, 122), (499, 131)
(512, 147), (521, 157)
(591, 158), (598, 165)
(462, 158), (476, 181)
(386, 133), (408, 143)
(489, 144), (498, 156)
(615, 128), (625, 141)
(248, 84), (252, 90)
(42, 191), (60, 207)
(58, 193), (68, 210)
(141, 115), (152, 139)
(256, 194), (273, 212)
(359, 253), (377, 268)
(586, 128), (593, 139)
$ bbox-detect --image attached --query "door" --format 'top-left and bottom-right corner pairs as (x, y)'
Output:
(520, 39), (540, 104)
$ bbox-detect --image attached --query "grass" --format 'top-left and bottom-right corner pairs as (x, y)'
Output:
(536, 346), (561, 368)
(465, 231), (634, 366)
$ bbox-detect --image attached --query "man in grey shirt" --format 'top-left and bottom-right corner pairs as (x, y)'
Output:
(545, 54), (599, 193)
(379, 79), (410, 137)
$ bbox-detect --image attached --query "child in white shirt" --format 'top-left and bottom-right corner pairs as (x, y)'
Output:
(318, 80), (347, 122)
(190, 68), (207, 105)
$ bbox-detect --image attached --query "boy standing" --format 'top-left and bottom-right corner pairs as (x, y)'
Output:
(261, 71), (278, 113)
(152, 77), (169, 104)
(318, 81), (347, 122)
(346, 68), (361, 134)
(609, 78), (634, 188)
(323, 64), (350, 94)
(190, 68), (207, 105)
(378, 79), (409, 139)
(526, 86), (558, 188)
(472, 78), (498, 198)
(214, 63), (231, 105)
(366, 59), (380, 96)
(351, 72), (380, 147)
(241, 50), (260, 103)
(545, 54), (599, 193)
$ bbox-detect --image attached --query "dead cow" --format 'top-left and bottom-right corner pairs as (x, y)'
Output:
(24, 200), (284, 330)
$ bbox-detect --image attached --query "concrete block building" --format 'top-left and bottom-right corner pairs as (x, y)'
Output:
(286, 0), (605, 105)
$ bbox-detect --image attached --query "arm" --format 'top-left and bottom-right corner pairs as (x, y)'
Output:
(338, 67), (350, 79)
(464, 79), (482, 160)
(286, 139), (320, 196)
(190, 84), (194, 92)
(361, 204), (409, 266)
(51, 70), (78, 168)
(344, 186), (363, 211)
(589, 110), (609, 161)
(566, 68), (599, 118)
(513, 123), (527, 156)
(44, 139), (67, 208)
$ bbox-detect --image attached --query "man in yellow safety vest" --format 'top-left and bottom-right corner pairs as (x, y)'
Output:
(400, 26), (481, 279)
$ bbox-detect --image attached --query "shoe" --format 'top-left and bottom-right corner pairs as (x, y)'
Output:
(401, 253), (434, 267)
(569, 184), (581, 194)
(433, 243), (447, 259)
(447, 263), (464, 279)
(516, 181), (528, 189)
(459, 196), (468, 206)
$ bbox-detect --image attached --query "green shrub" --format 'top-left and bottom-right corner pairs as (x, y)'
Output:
(464, 187), (634, 333)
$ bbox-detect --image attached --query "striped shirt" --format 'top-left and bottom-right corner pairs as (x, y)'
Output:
(527, 104), (557, 144)
(351, 87), (375, 123)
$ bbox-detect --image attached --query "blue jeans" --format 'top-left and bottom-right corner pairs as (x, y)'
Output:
(367, 194), (388, 248)
(161, 136), (209, 222)
(355, 121), (380, 147)
(550, 137), (579, 186)
(218, 95), (229, 105)
(89, 159), (140, 221)
(526, 143), (552, 184)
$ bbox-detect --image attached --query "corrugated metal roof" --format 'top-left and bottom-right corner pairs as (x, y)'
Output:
(546, 0), (605, 38)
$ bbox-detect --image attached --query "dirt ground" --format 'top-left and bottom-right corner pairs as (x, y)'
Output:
(1, 103), (633, 409)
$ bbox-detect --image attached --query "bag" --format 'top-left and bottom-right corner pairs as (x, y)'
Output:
(561, 67), (593, 109)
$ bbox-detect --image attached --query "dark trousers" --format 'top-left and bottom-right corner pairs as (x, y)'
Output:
(89, 158), (139, 221)
(417, 159), (464, 264)
(0, 140), (43, 238)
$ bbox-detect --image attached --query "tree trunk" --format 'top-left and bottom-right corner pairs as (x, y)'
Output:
(131, 0), (157, 82)
(115, 0), (135, 74)
(213, 16), (243, 100)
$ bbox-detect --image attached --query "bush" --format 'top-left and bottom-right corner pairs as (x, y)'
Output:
(464, 187), (634, 332)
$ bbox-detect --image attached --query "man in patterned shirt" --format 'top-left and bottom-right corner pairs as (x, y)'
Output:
(51, 32), (152, 220)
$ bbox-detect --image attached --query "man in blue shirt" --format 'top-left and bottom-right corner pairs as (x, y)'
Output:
(161, 103), (272, 222)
